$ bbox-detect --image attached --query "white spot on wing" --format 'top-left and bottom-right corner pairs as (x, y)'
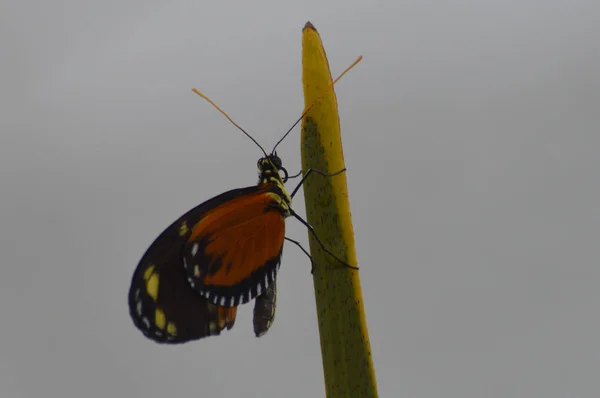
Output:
(136, 301), (142, 316)
(191, 243), (199, 256)
(257, 283), (262, 296)
(142, 317), (150, 329)
(220, 297), (225, 306)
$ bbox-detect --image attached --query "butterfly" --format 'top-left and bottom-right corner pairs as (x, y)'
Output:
(128, 56), (362, 344)
(128, 152), (291, 343)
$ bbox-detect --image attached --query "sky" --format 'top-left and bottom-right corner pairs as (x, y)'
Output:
(1, 0), (599, 397)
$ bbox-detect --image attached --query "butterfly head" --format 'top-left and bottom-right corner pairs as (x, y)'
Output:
(257, 152), (288, 184)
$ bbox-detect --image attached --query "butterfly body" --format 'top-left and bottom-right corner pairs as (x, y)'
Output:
(128, 154), (290, 343)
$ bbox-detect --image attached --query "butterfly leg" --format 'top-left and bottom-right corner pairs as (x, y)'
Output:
(289, 209), (358, 271)
(286, 169), (303, 180)
(290, 168), (346, 198)
(284, 237), (316, 274)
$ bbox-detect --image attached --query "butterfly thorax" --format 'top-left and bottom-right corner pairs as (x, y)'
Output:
(257, 154), (292, 217)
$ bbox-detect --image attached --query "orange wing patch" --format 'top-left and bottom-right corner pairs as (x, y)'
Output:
(214, 306), (238, 333)
(184, 188), (286, 307)
(201, 207), (284, 285)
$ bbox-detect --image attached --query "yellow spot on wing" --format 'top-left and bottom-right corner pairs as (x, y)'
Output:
(179, 221), (189, 236)
(143, 264), (155, 281)
(146, 273), (159, 301)
(167, 322), (177, 336)
(155, 308), (166, 330)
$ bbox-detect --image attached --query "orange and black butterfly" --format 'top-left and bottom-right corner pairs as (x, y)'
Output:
(128, 57), (361, 344)
(128, 152), (290, 343)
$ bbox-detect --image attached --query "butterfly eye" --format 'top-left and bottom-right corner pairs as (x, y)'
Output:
(268, 154), (282, 170)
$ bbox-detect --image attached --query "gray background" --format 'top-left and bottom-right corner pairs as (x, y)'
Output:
(2, 1), (599, 397)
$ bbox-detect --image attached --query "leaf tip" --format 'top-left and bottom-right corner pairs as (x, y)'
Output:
(303, 21), (316, 31)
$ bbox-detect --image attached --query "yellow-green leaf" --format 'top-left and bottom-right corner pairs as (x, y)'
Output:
(301, 21), (378, 398)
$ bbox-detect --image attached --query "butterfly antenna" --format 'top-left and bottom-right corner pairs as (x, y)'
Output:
(271, 55), (363, 154)
(192, 88), (268, 157)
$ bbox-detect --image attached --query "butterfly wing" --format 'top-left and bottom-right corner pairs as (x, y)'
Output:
(128, 185), (263, 343)
(129, 258), (237, 343)
(183, 183), (287, 307)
